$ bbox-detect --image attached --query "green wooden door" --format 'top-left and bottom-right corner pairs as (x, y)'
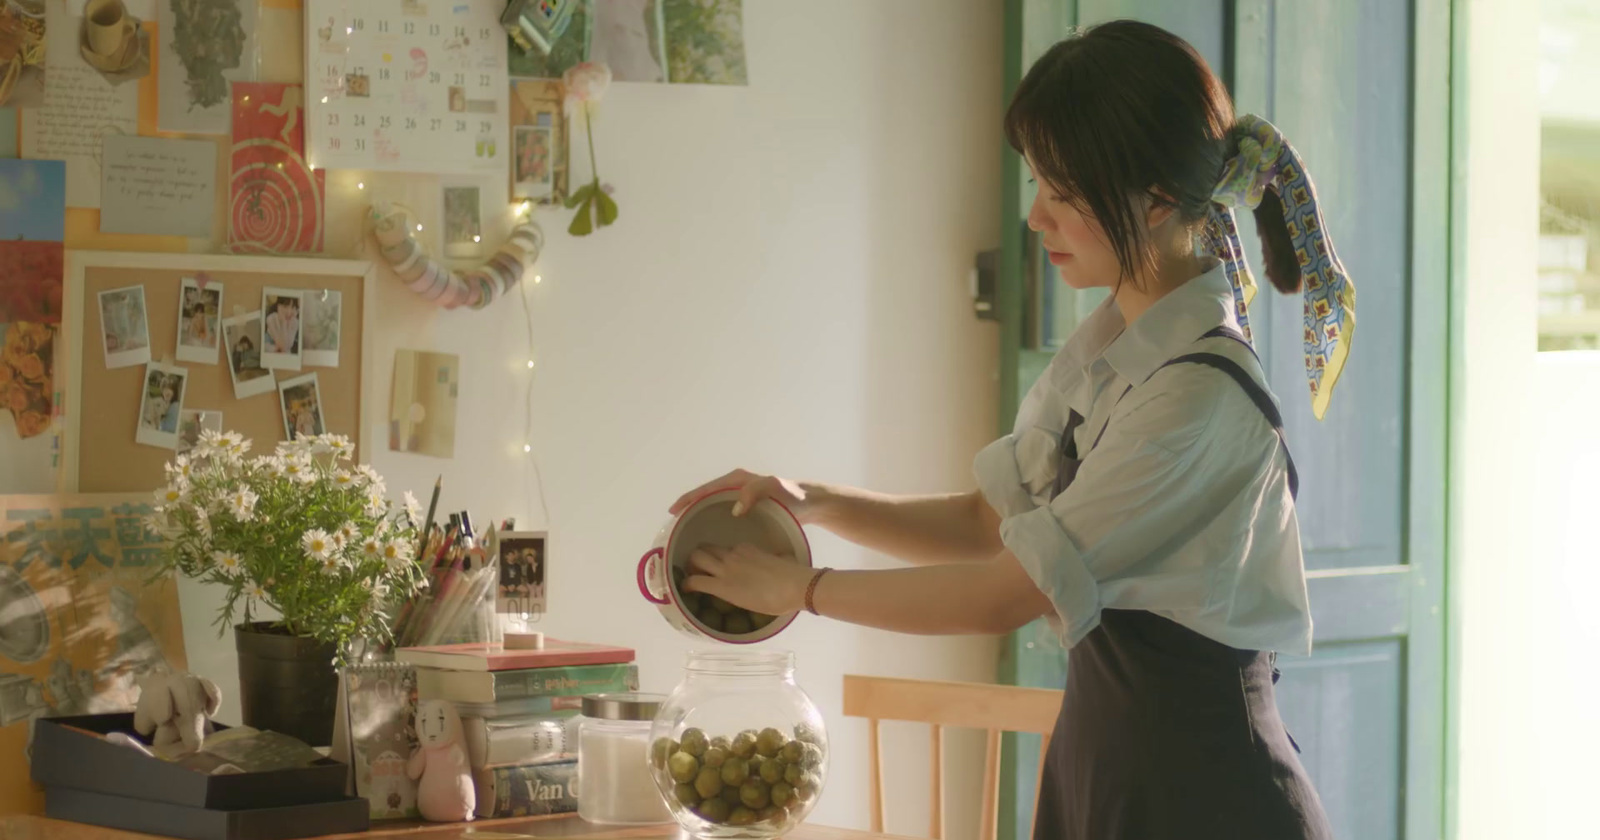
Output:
(993, 3), (1452, 839)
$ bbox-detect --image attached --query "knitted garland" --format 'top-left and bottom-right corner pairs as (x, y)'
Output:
(369, 202), (545, 310)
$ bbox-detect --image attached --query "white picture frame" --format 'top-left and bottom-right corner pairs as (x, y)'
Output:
(135, 361), (188, 449)
(278, 371), (327, 442)
(175, 276), (223, 364)
(260, 286), (304, 370)
(96, 285), (151, 370)
(222, 309), (277, 399)
(302, 288), (342, 367)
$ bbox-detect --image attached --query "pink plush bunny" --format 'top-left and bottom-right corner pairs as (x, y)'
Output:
(406, 699), (475, 822)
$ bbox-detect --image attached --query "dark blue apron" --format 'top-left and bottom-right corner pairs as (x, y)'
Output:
(1032, 326), (1333, 840)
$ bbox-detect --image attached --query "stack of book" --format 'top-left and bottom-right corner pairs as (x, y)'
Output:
(395, 637), (638, 819)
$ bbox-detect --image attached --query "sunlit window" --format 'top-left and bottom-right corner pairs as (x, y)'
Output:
(1538, 0), (1600, 351)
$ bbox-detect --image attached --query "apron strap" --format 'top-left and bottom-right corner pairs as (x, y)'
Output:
(1160, 351), (1299, 501)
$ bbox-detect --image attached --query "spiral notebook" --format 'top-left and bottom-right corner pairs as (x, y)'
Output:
(330, 661), (420, 820)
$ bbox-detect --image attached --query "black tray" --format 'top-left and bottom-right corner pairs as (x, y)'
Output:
(44, 787), (370, 840)
(30, 713), (349, 811)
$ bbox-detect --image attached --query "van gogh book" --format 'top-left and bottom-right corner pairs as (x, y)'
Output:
(472, 759), (578, 819)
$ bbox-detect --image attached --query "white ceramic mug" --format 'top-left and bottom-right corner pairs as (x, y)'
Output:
(84, 0), (127, 56)
(636, 488), (812, 643)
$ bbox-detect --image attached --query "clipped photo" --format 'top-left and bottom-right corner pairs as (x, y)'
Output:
(496, 531), (547, 618)
(261, 287), (303, 370)
(223, 310), (276, 399)
(175, 277), (223, 364)
(177, 409), (222, 454)
(302, 290), (342, 367)
(512, 125), (554, 200)
(441, 186), (482, 258)
(98, 285), (151, 369)
(136, 362), (188, 449)
(278, 372), (326, 441)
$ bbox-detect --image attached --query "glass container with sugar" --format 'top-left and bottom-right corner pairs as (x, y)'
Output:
(577, 692), (674, 825)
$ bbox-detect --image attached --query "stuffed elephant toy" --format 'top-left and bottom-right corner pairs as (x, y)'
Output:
(133, 669), (222, 754)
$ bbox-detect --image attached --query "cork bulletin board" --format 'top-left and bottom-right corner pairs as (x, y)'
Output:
(62, 252), (377, 493)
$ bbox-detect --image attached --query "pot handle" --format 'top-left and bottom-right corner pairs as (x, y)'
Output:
(637, 548), (670, 605)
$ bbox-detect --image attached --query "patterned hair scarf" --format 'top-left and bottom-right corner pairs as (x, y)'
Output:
(1199, 114), (1356, 421)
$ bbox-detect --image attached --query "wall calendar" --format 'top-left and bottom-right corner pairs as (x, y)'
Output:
(305, 0), (509, 174)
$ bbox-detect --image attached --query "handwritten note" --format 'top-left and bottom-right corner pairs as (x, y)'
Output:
(100, 136), (218, 237)
(18, 12), (139, 208)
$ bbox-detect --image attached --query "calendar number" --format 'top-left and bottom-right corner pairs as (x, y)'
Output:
(352, 18), (363, 31)
(455, 120), (466, 132)
(329, 137), (341, 150)
(405, 117), (417, 129)
(455, 26), (466, 37)
(326, 64), (340, 78)
(377, 20), (388, 33)
(481, 28), (492, 40)
(404, 22), (415, 34)
(429, 71), (440, 83)
(355, 138), (366, 151)
(453, 73), (465, 85)
(379, 68), (391, 80)
(429, 24), (441, 36)
(327, 113), (339, 126)
(354, 114), (366, 127)
(430, 118), (442, 130)
(478, 74), (491, 87)
(479, 121), (492, 133)
(380, 116), (392, 129)
(352, 66), (365, 77)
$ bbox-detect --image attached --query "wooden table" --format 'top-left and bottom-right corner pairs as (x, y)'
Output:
(0, 814), (914, 840)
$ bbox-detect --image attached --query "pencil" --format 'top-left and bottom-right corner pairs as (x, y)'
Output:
(418, 475), (442, 557)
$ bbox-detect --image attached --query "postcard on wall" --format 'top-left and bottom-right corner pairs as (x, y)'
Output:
(0, 492), (188, 815)
(222, 309), (275, 399)
(77, 0), (153, 85)
(97, 285), (151, 370)
(20, 4), (139, 208)
(0, 159), (65, 327)
(497, 531), (547, 618)
(230, 82), (325, 254)
(260, 286), (303, 370)
(509, 80), (567, 205)
(441, 185), (482, 259)
(0, 323), (58, 494)
(279, 372), (325, 442)
(662, 0), (747, 86)
(157, 0), (258, 135)
(100, 136), (218, 238)
(136, 361), (188, 449)
(301, 289), (341, 368)
(591, 0), (664, 82)
(389, 349), (458, 459)
(177, 409), (222, 454)
(175, 277), (222, 364)
(0, 4), (46, 110)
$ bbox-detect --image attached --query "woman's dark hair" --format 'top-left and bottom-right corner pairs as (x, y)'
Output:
(1004, 19), (1301, 293)
(235, 335), (254, 350)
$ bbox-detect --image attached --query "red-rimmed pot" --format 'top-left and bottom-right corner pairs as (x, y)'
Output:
(636, 488), (812, 643)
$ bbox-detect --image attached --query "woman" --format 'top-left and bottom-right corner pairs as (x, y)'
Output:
(672, 20), (1352, 840)
(265, 296), (299, 354)
(181, 303), (214, 347)
(232, 333), (259, 375)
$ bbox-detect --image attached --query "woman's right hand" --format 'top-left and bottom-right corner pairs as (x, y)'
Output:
(668, 469), (819, 525)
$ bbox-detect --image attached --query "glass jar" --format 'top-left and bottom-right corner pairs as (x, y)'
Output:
(577, 693), (674, 825)
(649, 651), (828, 839)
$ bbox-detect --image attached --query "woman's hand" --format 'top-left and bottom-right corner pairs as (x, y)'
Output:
(669, 468), (818, 524)
(683, 544), (814, 617)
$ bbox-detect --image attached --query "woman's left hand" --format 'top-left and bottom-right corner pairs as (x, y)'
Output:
(683, 544), (813, 617)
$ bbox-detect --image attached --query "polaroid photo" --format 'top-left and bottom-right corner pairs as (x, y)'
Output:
(278, 372), (327, 442)
(512, 125), (555, 201)
(177, 409), (222, 454)
(496, 531), (548, 618)
(441, 185), (482, 259)
(302, 290), (342, 368)
(222, 310), (277, 399)
(175, 277), (223, 364)
(136, 361), (189, 449)
(260, 287), (304, 371)
(98, 285), (152, 370)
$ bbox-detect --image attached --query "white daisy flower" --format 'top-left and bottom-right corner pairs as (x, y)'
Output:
(283, 456), (316, 484)
(364, 489), (386, 518)
(221, 431), (251, 459)
(226, 489), (258, 521)
(245, 581), (268, 601)
(155, 483), (187, 506)
(381, 539), (413, 569)
(320, 554), (343, 573)
(163, 455), (194, 482)
(193, 507), (212, 538)
(355, 465), (385, 491)
(328, 435), (355, 461)
(338, 521), (360, 545)
(332, 470), (357, 489)
(402, 491), (421, 524)
(302, 529), (334, 560)
(360, 536), (384, 558)
(213, 551), (243, 576)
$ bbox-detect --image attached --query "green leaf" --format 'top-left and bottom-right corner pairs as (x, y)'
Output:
(564, 183), (594, 209)
(596, 190), (619, 226)
(568, 196), (595, 236)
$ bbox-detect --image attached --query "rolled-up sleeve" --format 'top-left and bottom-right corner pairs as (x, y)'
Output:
(972, 435), (1036, 520)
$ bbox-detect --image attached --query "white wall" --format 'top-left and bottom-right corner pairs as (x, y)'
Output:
(178, 1), (1005, 837)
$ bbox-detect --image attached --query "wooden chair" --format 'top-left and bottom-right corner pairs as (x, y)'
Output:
(841, 674), (1063, 840)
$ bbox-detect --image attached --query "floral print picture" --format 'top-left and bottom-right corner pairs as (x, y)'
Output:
(0, 322), (54, 439)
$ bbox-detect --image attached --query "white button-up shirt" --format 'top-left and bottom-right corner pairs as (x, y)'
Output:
(974, 261), (1314, 656)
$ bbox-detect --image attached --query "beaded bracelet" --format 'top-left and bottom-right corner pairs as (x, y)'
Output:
(804, 567), (833, 615)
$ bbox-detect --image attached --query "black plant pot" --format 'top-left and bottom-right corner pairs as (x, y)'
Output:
(233, 622), (339, 747)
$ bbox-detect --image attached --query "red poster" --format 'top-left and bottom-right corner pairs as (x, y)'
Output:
(0, 160), (65, 325)
(229, 82), (325, 254)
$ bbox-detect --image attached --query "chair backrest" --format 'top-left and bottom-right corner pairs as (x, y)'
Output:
(841, 675), (1063, 840)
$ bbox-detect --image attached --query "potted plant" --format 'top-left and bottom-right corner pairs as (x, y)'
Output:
(148, 429), (428, 746)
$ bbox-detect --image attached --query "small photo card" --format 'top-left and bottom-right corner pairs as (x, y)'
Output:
(177, 409), (222, 454)
(175, 276), (223, 364)
(497, 531), (548, 618)
(222, 310), (276, 399)
(441, 185), (482, 259)
(302, 289), (342, 368)
(98, 285), (151, 370)
(261, 287), (304, 370)
(279, 372), (326, 442)
(136, 361), (189, 450)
